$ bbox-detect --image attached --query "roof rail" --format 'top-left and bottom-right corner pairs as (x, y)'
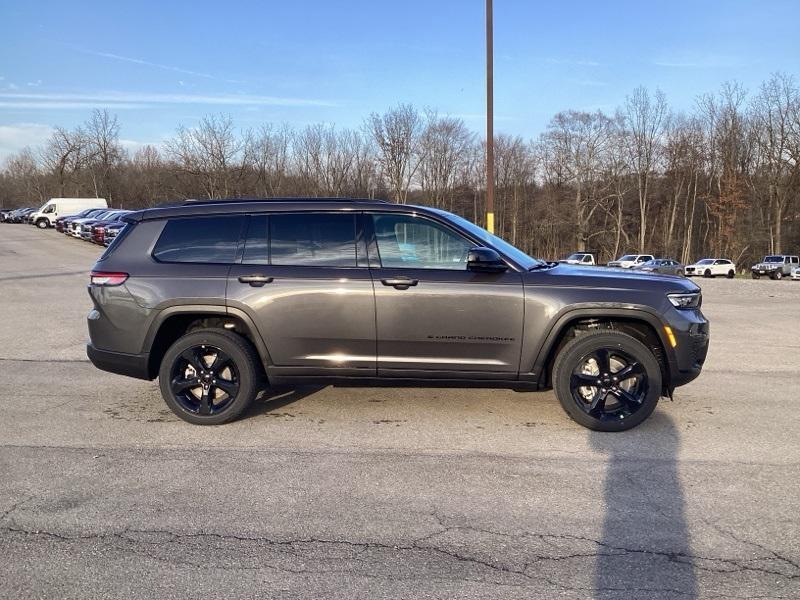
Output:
(181, 197), (391, 205)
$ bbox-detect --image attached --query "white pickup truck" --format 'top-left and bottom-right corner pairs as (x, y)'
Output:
(560, 252), (597, 266)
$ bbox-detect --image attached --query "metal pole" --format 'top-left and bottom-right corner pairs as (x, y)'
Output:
(485, 0), (495, 234)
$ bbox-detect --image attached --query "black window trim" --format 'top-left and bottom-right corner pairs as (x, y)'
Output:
(151, 214), (247, 266)
(244, 211), (363, 269)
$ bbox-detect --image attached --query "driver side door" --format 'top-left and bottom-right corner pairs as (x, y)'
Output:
(367, 212), (524, 377)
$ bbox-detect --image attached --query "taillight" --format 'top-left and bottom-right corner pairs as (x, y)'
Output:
(90, 271), (128, 286)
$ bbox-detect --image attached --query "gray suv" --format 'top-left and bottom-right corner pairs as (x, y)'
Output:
(86, 198), (709, 432)
(751, 255), (799, 279)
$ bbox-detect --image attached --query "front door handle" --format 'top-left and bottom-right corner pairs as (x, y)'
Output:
(381, 277), (418, 290)
(238, 274), (274, 287)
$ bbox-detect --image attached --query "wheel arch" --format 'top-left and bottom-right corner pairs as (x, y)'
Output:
(144, 305), (272, 379)
(531, 308), (673, 391)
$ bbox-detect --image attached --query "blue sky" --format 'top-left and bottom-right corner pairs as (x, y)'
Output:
(1, 0), (799, 159)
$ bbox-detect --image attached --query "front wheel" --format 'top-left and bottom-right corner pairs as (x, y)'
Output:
(773, 271), (783, 280)
(552, 331), (662, 432)
(159, 329), (262, 425)
(36, 219), (49, 229)
(704, 269), (713, 278)
(752, 273), (760, 279)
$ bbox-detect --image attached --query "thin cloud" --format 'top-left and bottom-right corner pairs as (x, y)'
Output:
(0, 101), (147, 110)
(0, 91), (337, 108)
(544, 57), (602, 67)
(653, 55), (752, 69)
(0, 122), (54, 160)
(81, 49), (247, 85)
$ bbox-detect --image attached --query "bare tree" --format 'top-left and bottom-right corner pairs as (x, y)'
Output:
(40, 126), (89, 197)
(84, 109), (124, 204)
(418, 111), (474, 209)
(367, 104), (423, 203)
(624, 87), (669, 252)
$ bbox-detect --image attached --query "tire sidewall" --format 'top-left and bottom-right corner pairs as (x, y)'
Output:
(36, 219), (48, 229)
(158, 329), (259, 425)
(553, 332), (662, 432)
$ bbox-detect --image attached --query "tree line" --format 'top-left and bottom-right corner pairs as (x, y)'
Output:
(1, 73), (799, 266)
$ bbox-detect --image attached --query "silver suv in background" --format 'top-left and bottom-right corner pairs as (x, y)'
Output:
(751, 255), (799, 280)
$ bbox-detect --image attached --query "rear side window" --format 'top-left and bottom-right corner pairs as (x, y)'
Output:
(268, 213), (357, 267)
(153, 216), (244, 264)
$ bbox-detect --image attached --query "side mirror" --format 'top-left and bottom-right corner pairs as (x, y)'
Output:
(467, 247), (508, 273)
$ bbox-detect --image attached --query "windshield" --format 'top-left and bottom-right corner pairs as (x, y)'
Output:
(764, 256), (782, 263)
(566, 253), (586, 260)
(643, 260), (659, 266)
(618, 255), (636, 261)
(432, 209), (543, 269)
(697, 259), (714, 265)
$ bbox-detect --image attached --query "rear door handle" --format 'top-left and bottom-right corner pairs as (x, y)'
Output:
(381, 277), (418, 290)
(238, 274), (274, 287)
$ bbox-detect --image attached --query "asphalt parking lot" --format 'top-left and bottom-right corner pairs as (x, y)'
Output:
(1, 224), (799, 599)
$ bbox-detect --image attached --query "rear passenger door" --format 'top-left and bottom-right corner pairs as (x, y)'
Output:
(226, 212), (377, 375)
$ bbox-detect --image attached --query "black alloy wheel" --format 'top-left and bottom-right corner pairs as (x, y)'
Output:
(159, 329), (261, 425)
(553, 331), (661, 431)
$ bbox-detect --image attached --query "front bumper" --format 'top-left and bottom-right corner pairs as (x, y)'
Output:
(87, 344), (151, 380)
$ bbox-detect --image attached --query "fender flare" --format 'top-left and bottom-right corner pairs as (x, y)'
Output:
(528, 305), (675, 385)
(142, 304), (273, 374)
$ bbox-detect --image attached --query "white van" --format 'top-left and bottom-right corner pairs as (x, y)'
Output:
(30, 198), (108, 228)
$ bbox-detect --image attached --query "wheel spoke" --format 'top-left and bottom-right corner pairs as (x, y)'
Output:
(611, 387), (642, 409)
(614, 362), (643, 382)
(171, 376), (197, 394)
(199, 387), (212, 415)
(180, 348), (204, 373)
(208, 350), (230, 373)
(571, 373), (599, 388)
(593, 348), (611, 375)
(213, 378), (239, 398)
(588, 390), (608, 415)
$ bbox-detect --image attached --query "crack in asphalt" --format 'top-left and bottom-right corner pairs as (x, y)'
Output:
(1, 516), (797, 590)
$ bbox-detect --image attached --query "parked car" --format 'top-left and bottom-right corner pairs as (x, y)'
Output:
(0, 209), (12, 222)
(750, 255), (799, 280)
(28, 197), (108, 229)
(791, 266), (800, 281)
(101, 221), (127, 246)
(9, 208), (35, 223)
(86, 198), (709, 432)
(684, 258), (736, 278)
(79, 210), (129, 241)
(607, 254), (654, 268)
(57, 208), (103, 233)
(560, 252), (598, 266)
(632, 258), (684, 276)
(67, 209), (114, 237)
(88, 211), (131, 244)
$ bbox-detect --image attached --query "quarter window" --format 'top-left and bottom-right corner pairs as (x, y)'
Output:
(372, 214), (472, 270)
(269, 213), (357, 267)
(153, 216), (244, 264)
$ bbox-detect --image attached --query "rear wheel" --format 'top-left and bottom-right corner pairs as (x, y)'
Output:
(726, 270), (735, 279)
(159, 329), (261, 425)
(552, 331), (661, 432)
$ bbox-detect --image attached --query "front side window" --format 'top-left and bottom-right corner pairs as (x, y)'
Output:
(153, 216), (244, 264)
(372, 213), (472, 270)
(270, 213), (356, 267)
(42, 204), (55, 214)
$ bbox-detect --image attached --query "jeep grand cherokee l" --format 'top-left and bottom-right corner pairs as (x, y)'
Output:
(86, 198), (709, 432)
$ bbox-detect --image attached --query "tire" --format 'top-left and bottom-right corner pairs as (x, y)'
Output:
(36, 219), (48, 229)
(752, 273), (760, 279)
(726, 270), (735, 279)
(158, 328), (262, 425)
(773, 271), (783, 280)
(704, 269), (712, 278)
(552, 330), (661, 432)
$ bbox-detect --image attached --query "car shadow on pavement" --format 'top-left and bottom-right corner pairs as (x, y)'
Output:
(244, 385), (326, 419)
(590, 412), (697, 599)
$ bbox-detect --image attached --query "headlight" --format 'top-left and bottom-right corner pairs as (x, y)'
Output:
(668, 292), (702, 309)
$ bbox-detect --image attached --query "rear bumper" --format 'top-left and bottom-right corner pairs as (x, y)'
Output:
(86, 344), (152, 380)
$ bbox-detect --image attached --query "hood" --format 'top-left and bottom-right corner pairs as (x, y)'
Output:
(524, 263), (699, 293)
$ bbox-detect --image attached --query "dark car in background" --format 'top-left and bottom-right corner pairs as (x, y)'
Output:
(88, 211), (131, 244)
(632, 258), (684, 276)
(86, 197), (709, 432)
(79, 210), (130, 241)
(100, 221), (127, 246)
(64, 208), (110, 237)
(8, 208), (35, 223)
(58, 208), (107, 234)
